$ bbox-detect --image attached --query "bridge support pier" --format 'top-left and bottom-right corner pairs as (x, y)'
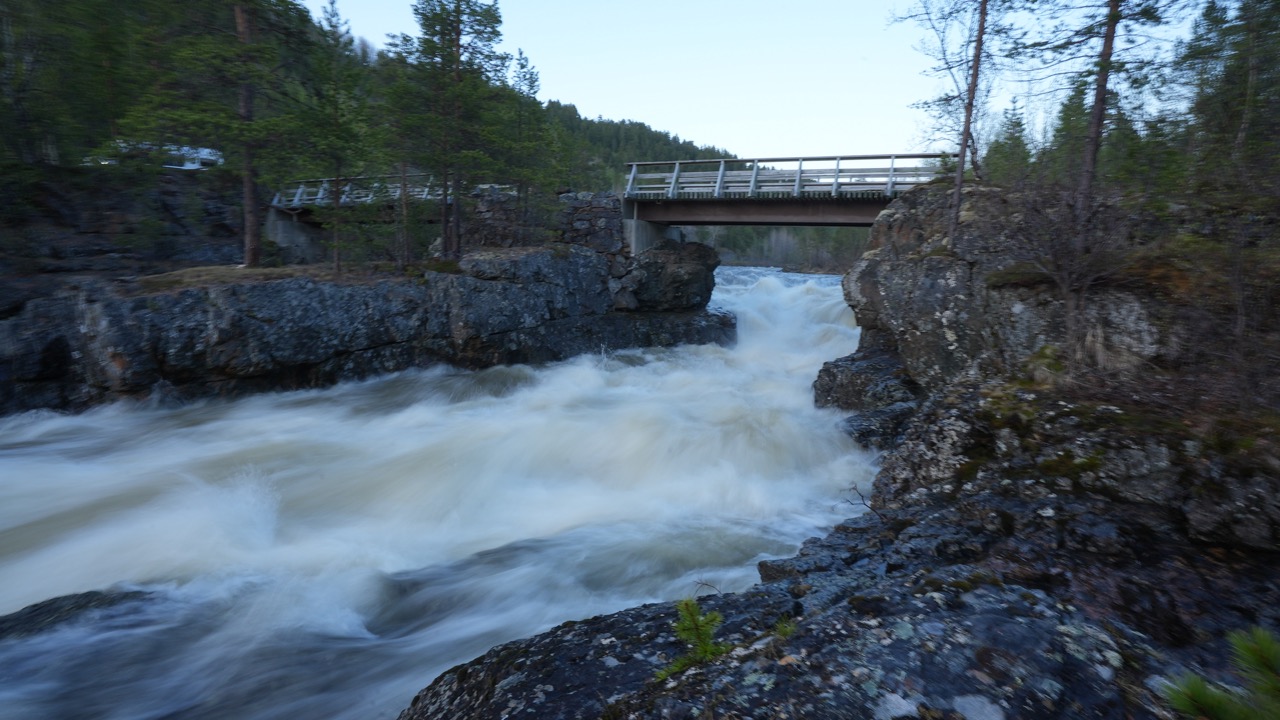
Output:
(266, 208), (325, 264)
(622, 199), (684, 255)
(623, 219), (669, 255)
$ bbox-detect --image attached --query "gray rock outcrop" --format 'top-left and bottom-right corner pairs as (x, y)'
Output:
(846, 185), (1183, 392)
(0, 238), (731, 415)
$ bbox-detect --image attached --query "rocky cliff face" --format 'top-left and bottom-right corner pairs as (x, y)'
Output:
(1, 170), (243, 319)
(0, 238), (730, 415)
(824, 184), (1277, 552)
(394, 184), (1279, 720)
(824, 184), (1184, 397)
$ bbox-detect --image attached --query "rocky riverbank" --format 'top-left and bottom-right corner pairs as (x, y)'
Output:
(396, 185), (1279, 719)
(0, 188), (732, 416)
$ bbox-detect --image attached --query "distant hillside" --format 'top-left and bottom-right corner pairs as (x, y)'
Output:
(545, 101), (734, 191)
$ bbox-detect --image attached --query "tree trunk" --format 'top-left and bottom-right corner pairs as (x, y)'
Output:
(397, 160), (411, 270)
(1231, 14), (1258, 163)
(950, 0), (988, 240)
(1075, 0), (1122, 234)
(1229, 14), (1260, 396)
(234, 3), (261, 268)
(440, 173), (451, 257)
(332, 172), (344, 273)
(241, 150), (260, 267)
(451, 178), (463, 256)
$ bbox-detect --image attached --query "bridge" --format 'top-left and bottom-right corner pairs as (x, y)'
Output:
(267, 174), (442, 263)
(622, 154), (952, 252)
(265, 154), (953, 259)
(270, 174), (437, 209)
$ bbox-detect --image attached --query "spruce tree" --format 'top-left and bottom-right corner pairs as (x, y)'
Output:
(983, 102), (1032, 187)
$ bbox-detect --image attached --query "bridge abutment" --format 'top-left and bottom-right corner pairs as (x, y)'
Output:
(265, 208), (325, 264)
(623, 219), (684, 255)
(621, 198), (685, 255)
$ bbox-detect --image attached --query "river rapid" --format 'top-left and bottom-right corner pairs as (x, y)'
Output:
(0, 267), (874, 720)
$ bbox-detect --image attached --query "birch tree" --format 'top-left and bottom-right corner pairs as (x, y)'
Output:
(899, 0), (1012, 238)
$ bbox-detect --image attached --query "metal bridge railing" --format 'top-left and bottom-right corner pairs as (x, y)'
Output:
(623, 154), (955, 200)
(271, 174), (439, 209)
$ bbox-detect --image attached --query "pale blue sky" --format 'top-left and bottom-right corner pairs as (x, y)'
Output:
(304, 0), (956, 159)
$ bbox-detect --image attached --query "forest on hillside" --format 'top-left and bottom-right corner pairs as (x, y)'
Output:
(0, 0), (732, 267)
(2, 0), (1278, 287)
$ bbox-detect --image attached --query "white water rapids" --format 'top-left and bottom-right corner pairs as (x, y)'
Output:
(0, 267), (874, 720)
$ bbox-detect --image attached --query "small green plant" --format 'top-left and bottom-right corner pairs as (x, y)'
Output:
(655, 598), (731, 681)
(1164, 627), (1280, 719)
(773, 615), (798, 640)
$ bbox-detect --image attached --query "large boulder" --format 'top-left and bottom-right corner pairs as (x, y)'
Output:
(615, 238), (721, 312)
(813, 331), (919, 412)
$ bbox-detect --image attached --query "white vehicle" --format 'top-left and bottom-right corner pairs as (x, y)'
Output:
(82, 141), (223, 170)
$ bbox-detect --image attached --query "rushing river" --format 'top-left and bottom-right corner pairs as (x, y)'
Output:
(0, 267), (874, 720)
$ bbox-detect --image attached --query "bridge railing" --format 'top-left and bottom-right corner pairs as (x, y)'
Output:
(623, 154), (954, 200)
(271, 174), (439, 209)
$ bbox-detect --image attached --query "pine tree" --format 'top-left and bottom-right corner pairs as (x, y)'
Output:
(1037, 81), (1090, 185)
(1014, 0), (1196, 215)
(406, 0), (509, 257)
(376, 41), (431, 269)
(496, 49), (556, 227)
(0, 0), (176, 166)
(117, 0), (314, 267)
(310, 0), (374, 271)
(1166, 627), (1280, 719)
